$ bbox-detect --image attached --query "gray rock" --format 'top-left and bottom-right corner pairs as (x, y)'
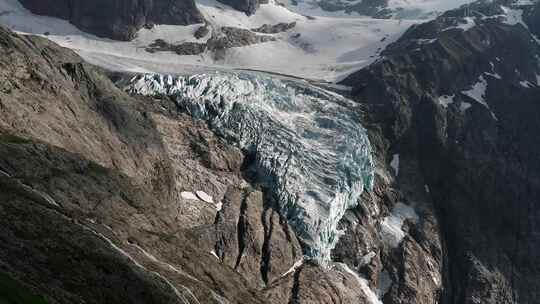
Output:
(251, 22), (296, 34)
(146, 39), (207, 55)
(18, 0), (205, 41)
(342, 1), (540, 302)
(217, 0), (260, 15)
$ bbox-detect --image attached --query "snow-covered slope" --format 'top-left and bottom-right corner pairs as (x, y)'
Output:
(284, 0), (476, 19)
(0, 0), (418, 81)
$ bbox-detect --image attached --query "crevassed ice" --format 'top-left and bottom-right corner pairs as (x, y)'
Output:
(127, 72), (374, 265)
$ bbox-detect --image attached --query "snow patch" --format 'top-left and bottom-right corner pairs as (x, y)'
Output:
(484, 72), (502, 79)
(281, 257), (304, 277)
(460, 102), (472, 112)
(195, 191), (214, 203)
(386, 0), (475, 17)
(520, 80), (533, 88)
(461, 75), (497, 119)
(380, 202), (419, 248)
(414, 38), (437, 45)
(181, 191), (200, 200)
(485, 62), (502, 79)
(133, 244), (199, 282)
(0, 168), (10, 177)
(438, 95), (455, 108)
(181, 191), (221, 210)
(501, 6), (527, 28)
(338, 263), (382, 304)
(390, 154), (399, 176)
(462, 76), (488, 106)
(360, 251), (376, 267)
(444, 17), (475, 32)
(377, 270), (392, 298)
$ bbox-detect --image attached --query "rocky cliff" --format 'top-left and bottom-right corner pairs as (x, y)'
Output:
(17, 0), (204, 40)
(216, 0), (260, 15)
(342, 0), (540, 302)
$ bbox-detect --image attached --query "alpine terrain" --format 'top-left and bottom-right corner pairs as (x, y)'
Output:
(0, 0), (539, 303)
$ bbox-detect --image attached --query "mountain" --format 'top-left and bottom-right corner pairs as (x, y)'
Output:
(0, 0), (539, 303)
(342, 0), (540, 302)
(16, 0), (204, 40)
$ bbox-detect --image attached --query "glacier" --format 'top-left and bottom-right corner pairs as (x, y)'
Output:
(127, 72), (374, 265)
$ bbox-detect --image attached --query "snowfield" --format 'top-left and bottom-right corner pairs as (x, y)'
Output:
(283, 0), (476, 19)
(0, 0), (420, 81)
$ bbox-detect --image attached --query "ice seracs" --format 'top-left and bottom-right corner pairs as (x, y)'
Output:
(127, 71), (374, 266)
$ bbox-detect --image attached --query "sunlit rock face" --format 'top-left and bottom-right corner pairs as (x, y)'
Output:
(127, 72), (374, 265)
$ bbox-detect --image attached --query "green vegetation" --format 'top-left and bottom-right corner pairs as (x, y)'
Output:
(0, 272), (49, 304)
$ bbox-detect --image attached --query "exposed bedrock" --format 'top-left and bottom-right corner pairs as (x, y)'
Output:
(342, 1), (540, 302)
(18, 0), (204, 40)
(216, 0), (260, 15)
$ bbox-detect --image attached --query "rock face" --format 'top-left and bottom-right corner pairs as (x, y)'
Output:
(251, 22), (296, 34)
(217, 0), (260, 15)
(144, 26), (276, 57)
(342, 1), (540, 303)
(17, 0), (204, 40)
(0, 25), (267, 304)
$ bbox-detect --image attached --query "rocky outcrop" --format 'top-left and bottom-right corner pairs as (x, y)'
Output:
(524, 0), (540, 37)
(146, 39), (207, 55)
(251, 22), (296, 34)
(342, 1), (540, 303)
(18, 0), (204, 40)
(217, 0), (260, 15)
(144, 27), (276, 58)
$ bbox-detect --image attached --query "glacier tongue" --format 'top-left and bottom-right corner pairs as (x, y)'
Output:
(127, 72), (374, 265)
